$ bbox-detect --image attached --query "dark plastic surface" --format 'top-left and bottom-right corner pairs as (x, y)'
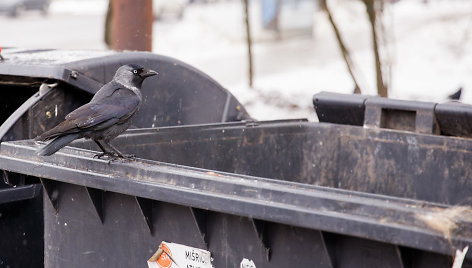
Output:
(313, 91), (367, 126)
(0, 48), (249, 268)
(0, 185), (43, 268)
(435, 101), (472, 137)
(1, 119), (472, 267)
(314, 91), (472, 138)
(73, 120), (472, 206)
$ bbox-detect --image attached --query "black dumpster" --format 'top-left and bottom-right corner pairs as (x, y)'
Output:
(1, 83), (472, 267)
(0, 48), (248, 268)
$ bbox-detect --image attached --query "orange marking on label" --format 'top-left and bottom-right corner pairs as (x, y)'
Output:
(157, 243), (173, 268)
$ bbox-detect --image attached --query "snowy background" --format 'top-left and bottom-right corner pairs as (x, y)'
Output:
(2, 0), (472, 121)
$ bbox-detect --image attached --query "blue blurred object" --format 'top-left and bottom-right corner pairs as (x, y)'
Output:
(262, 0), (281, 30)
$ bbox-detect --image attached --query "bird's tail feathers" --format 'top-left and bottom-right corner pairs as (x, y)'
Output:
(37, 133), (81, 156)
(34, 129), (61, 141)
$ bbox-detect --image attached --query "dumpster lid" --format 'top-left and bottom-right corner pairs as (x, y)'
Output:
(0, 48), (113, 94)
(314, 91), (472, 138)
(0, 48), (251, 128)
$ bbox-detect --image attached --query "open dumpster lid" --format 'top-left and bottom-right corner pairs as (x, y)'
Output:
(0, 48), (250, 141)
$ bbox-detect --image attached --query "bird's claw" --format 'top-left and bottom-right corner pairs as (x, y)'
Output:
(122, 154), (135, 159)
(93, 152), (118, 160)
(93, 152), (135, 161)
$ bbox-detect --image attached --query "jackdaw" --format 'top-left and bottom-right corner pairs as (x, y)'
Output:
(35, 64), (158, 158)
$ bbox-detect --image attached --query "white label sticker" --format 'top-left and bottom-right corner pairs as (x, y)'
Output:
(240, 258), (256, 268)
(148, 241), (213, 268)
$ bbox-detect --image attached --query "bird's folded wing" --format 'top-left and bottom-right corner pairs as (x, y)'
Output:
(36, 97), (139, 140)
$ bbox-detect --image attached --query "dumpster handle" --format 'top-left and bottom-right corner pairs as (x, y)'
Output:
(0, 184), (41, 204)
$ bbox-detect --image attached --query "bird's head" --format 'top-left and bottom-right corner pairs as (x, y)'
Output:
(114, 64), (158, 88)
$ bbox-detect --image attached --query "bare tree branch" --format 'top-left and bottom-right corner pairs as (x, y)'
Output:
(243, 0), (254, 88)
(364, 0), (388, 97)
(321, 0), (362, 94)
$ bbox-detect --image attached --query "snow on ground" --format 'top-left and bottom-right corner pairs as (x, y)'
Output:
(153, 0), (472, 120)
(3, 0), (472, 121)
(49, 0), (107, 15)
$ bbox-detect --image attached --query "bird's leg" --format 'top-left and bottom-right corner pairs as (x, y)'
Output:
(104, 140), (135, 159)
(93, 140), (118, 159)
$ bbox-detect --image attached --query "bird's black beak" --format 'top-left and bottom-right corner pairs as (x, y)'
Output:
(140, 68), (158, 78)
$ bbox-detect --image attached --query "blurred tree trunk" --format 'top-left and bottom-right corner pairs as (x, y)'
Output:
(243, 0), (254, 88)
(363, 0), (388, 97)
(106, 0), (153, 51)
(104, 1), (112, 48)
(320, 0), (362, 94)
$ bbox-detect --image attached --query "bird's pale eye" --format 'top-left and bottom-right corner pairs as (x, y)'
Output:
(133, 70), (138, 74)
